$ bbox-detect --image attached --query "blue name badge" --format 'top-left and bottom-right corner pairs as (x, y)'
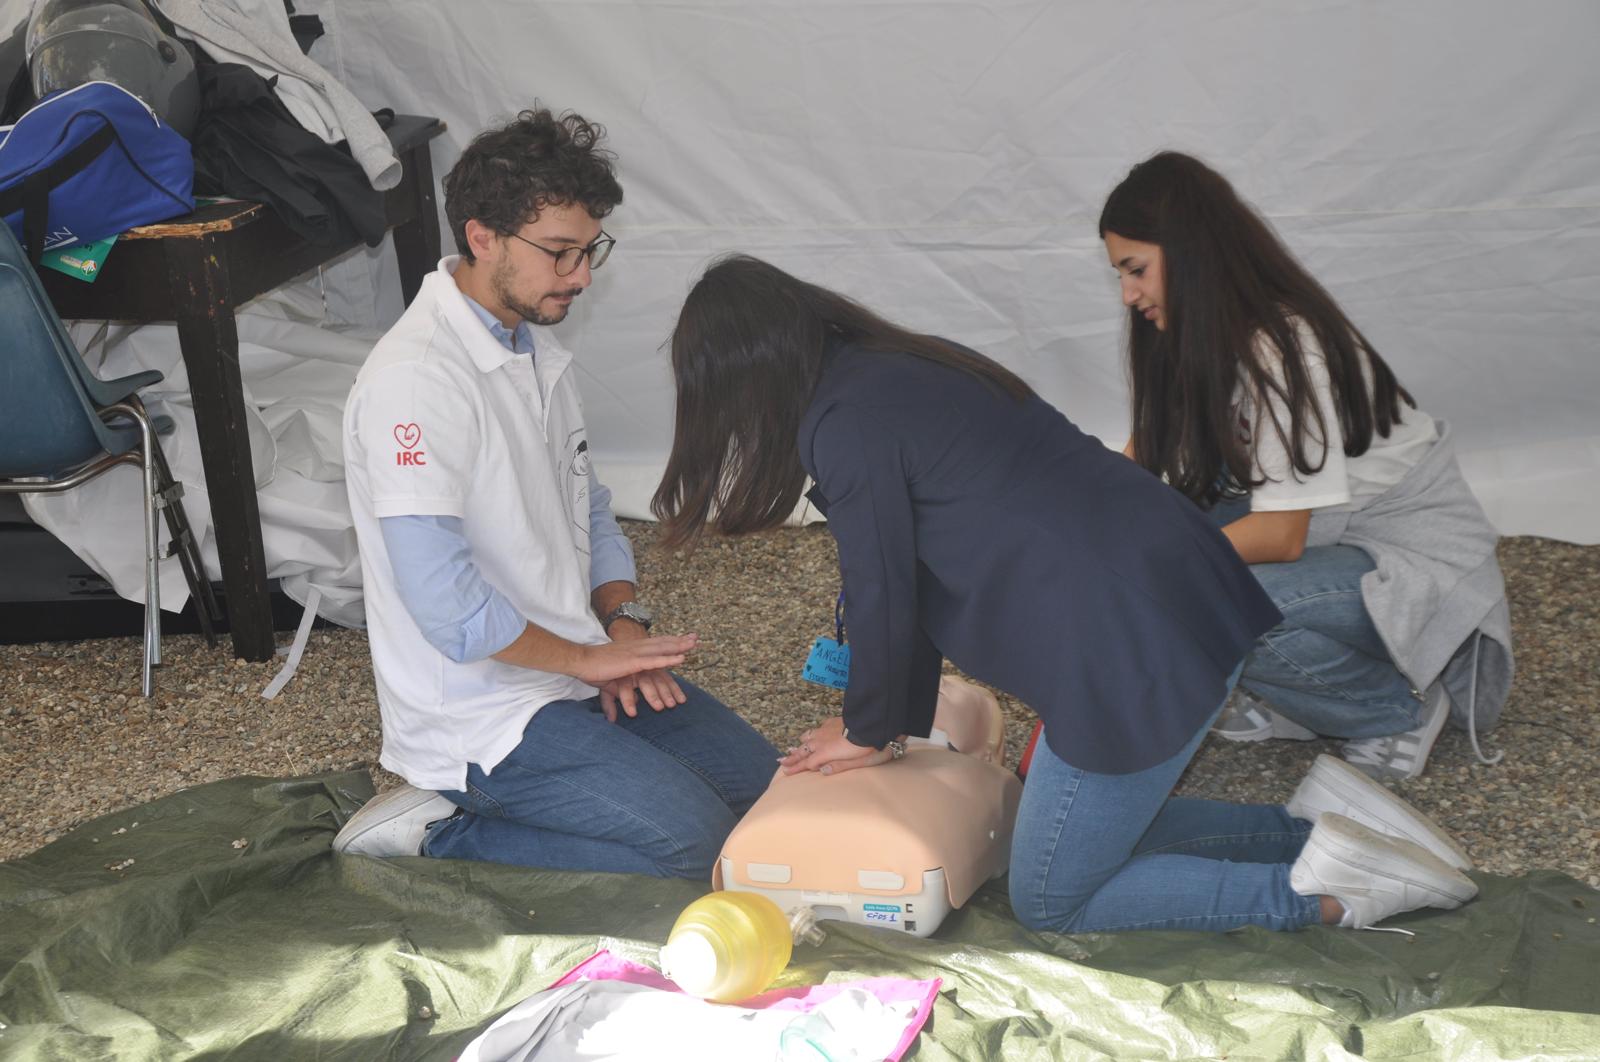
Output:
(802, 636), (851, 690)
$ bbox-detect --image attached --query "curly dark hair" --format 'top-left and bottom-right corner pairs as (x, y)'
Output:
(442, 107), (623, 260)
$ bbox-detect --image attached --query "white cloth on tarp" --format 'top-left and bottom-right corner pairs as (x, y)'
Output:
(22, 281), (372, 628)
(459, 980), (915, 1062)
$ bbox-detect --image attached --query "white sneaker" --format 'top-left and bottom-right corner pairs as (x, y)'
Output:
(1341, 683), (1450, 782)
(1287, 753), (1472, 871)
(1290, 812), (1477, 929)
(332, 784), (458, 857)
(1213, 688), (1317, 742)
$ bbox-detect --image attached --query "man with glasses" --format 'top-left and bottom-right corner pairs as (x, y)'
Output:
(335, 108), (777, 876)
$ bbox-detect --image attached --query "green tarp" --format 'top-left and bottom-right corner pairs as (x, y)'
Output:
(2, 772), (1598, 1060)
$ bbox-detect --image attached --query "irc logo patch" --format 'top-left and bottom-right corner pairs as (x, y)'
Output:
(393, 422), (426, 465)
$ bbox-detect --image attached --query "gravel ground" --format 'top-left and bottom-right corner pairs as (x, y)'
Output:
(2, 527), (1596, 886)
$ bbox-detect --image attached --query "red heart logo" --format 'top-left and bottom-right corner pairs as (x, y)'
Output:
(394, 423), (422, 449)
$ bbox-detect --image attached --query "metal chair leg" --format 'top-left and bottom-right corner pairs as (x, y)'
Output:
(150, 437), (220, 647)
(106, 400), (161, 696)
(139, 424), (158, 696)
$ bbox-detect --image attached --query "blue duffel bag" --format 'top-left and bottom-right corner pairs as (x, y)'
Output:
(0, 79), (193, 262)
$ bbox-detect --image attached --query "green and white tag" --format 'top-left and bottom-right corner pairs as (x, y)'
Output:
(40, 235), (117, 283)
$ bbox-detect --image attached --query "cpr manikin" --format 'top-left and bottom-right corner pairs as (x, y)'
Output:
(715, 676), (1021, 938)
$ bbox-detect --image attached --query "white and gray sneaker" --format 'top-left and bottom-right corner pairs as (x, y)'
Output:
(1213, 688), (1317, 742)
(1290, 812), (1477, 929)
(332, 784), (458, 858)
(1287, 753), (1472, 871)
(1341, 683), (1450, 782)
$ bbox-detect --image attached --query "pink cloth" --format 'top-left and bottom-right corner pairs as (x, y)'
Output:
(550, 950), (940, 1062)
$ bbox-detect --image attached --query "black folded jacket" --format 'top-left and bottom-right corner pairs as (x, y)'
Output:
(190, 57), (385, 249)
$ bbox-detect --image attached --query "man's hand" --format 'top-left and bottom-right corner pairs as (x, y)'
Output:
(597, 618), (688, 721)
(569, 633), (696, 686)
(493, 614), (694, 678)
(779, 716), (905, 776)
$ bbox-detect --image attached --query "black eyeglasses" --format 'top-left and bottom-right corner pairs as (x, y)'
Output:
(505, 230), (615, 276)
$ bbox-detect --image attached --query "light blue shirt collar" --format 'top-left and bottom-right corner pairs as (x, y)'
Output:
(461, 294), (537, 358)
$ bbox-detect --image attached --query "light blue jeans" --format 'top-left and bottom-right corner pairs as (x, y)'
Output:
(1009, 673), (1323, 933)
(1212, 497), (1423, 739)
(423, 677), (779, 879)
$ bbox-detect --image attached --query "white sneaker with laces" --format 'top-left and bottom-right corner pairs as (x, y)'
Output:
(1290, 812), (1478, 929)
(1287, 753), (1472, 871)
(332, 784), (458, 857)
(1213, 688), (1317, 742)
(1341, 683), (1450, 782)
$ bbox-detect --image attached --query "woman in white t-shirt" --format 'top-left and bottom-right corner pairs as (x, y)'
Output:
(1096, 151), (1511, 781)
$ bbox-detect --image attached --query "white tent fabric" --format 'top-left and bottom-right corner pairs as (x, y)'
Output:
(9, 0), (1599, 633)
(307, 0), (1600, 543)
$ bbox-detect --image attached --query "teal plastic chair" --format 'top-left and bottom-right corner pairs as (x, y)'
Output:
(0, 222), (218, 694)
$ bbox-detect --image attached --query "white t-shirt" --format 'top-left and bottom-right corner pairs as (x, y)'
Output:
(343, 259), (606, 791)
(1238, 319), (1437, 513)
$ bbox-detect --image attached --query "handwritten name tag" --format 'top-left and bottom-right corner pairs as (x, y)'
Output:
(801, 636), (851, 690)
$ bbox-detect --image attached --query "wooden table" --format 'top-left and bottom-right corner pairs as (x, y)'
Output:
(36, 115), (446, 661)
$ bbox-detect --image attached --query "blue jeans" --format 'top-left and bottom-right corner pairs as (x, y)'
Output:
(1210, 498), (1422, 739)
(1010, 673), (1322, 933)
(423, 677), (778, 879)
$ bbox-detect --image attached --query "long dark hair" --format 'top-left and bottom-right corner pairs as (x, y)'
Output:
(652, 254), (1034, 546)
(1098, 151), (1414, 506)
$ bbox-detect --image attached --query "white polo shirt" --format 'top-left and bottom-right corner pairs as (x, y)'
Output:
(344, 258), (606, 791)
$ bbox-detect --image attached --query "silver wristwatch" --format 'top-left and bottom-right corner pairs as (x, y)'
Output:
(602, 600), (654, 632)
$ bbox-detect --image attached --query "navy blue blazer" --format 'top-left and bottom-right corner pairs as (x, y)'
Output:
(798, 343), (1281, 774)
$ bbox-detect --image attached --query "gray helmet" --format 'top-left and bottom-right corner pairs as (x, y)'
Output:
(25, 0), (198, 138)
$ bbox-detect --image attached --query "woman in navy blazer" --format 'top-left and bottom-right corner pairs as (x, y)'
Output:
(652, 255), (1479, 934)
